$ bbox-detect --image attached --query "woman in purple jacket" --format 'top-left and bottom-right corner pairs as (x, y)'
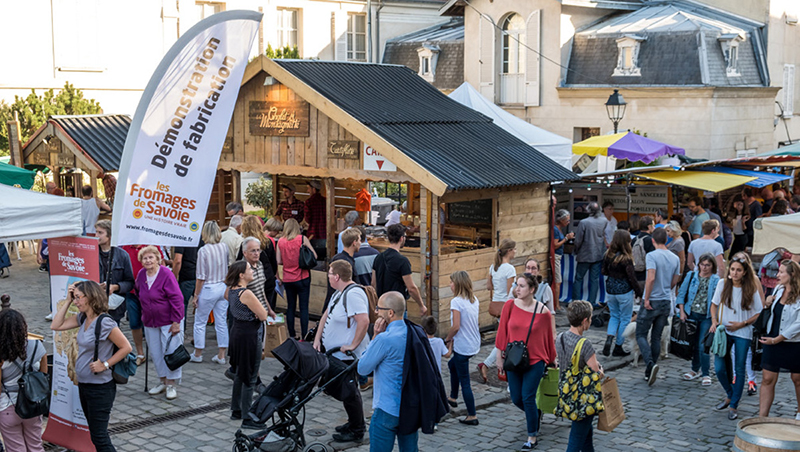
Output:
(135, 246), (185, 400)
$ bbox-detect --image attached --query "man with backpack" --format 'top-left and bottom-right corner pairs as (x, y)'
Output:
(633, 216), (656, 286)
(313, 260), (371, 443)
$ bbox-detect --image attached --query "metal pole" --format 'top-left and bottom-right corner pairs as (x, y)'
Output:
(144, 342), (149, 392)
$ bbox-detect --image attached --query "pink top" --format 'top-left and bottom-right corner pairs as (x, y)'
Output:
(278, 235), (309, 282)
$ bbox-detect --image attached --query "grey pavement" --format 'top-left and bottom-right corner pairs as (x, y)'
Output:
(2, 249), (799, 451)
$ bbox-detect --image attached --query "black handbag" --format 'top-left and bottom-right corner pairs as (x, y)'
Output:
(298, 242), (317, 270)
(702, 329), (715, 354)
(503, 304), (537, 373)
(2, 341), (50, 419)
(164, 335), (191, 371)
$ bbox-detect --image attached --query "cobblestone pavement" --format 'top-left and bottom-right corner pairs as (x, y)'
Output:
(2, 249), (798, 451)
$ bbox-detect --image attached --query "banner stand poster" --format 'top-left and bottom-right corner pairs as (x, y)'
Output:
(42, 236), (99, 452)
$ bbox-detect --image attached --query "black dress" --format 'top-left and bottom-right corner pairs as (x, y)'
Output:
(229, 288), (264, 382)
(762, 301), (800, 373)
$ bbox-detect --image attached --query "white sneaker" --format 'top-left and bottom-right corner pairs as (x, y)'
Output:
(796, 412), (800, 421)
(166, 385), (177, 400)
(211, 356), (226, 365)
(189, 354), (203, 363)
(148, 383), (166, 395)
(45, 313), (54, 321)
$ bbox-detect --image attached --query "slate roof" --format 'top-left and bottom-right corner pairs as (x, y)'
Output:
(382, 19), (464, 91)
(566, 3), (768, 87)
(273, 60), (578, 190)
(51, 115), (130, 172)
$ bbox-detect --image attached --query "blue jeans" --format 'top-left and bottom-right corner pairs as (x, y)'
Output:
(448, 352), (476, 416)
(714, 334), (751, 409)
(507, 360), (545, 438)
(125, 292), (143, 330)
(369, 408), (418, 452)
(606, 291), (634, 345)
(573, 261), (601, 304)
(283, 277), (311, 338)
(566, 415), (595, 452)
(635, 299), (671, 366)
(688, 312), (712, 377)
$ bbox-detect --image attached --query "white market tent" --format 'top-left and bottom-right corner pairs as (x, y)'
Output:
(753, 213), (800, 255)
(0, 184), (82, 241)
(448, 82), (573, 169)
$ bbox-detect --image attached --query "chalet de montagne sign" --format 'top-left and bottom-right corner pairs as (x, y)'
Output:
(249, 100), (309, 137)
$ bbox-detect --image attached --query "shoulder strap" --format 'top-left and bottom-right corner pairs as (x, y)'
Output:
(523, 303), (537, 347)
(93, 313), (111, 362)
(571, 337), (586, 372)
(25, 341), (39, 372)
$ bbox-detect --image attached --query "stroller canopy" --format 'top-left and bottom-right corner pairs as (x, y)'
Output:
(272, 338), (329, 381)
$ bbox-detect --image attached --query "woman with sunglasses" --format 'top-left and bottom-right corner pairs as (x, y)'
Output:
(496, 273), (556, 451)
(709, 253), (763, 420)
(758, 259), (800, 419)
(676, 253), (720, 387)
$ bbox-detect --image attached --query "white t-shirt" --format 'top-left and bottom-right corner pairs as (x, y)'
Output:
(711, 279), (763, 340)
(385, 210), (401, 226)
(604, 216), (618, 245)
(490, 263), (516, 302)
(536, 283), (555, 314)
(428, 337), (448, 374)
(322, 285), (371, 360)
(450, 296), (481, 356)
(688, 238), (724, 265)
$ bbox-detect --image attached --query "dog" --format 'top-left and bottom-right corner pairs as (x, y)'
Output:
(623, 313), (672, 368)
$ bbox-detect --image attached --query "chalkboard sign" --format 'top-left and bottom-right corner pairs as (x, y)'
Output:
(448, 199), (493, 225)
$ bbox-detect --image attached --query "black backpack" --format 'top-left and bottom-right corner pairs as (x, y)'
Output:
(2, 341), (50, 419)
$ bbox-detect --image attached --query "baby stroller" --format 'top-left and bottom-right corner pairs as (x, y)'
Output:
(232, 338), (358, 452)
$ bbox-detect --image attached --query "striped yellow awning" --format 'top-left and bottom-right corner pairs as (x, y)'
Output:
(636, 170), (757, 192)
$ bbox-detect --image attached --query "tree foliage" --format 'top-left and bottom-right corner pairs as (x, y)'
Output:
(265, 44), (300, 59)
(245, 176), (274, 213)
(0, 82), (102, 155)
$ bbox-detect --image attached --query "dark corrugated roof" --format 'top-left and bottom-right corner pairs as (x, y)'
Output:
(274, 60), (577, 190)
(51, 115), (130, 172)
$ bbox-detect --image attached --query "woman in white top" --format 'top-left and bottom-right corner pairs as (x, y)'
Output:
(191, 221), (230, 364)
(478, 239), (517, 383)
(710, 253), (763, 420)
(444, 271), (481, 425)
(0, 310), (47, 452)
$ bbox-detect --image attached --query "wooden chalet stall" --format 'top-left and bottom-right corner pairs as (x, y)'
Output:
(221, 57), (578, 332)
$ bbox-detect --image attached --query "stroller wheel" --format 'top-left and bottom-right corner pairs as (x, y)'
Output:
(302, 443), (332, 452)
(232, 431), (255, 452)
(592, 315), (604, 328)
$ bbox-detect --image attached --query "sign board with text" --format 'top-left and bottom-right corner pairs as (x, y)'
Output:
(363, 144), (397, 172)
(328, 140), (360, 159)
(248, 100), (310, 137)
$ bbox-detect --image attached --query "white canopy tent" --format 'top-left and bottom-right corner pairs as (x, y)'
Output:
(448, 82), (573, 169)
(753, 213), (800, 255)
(0, 184), (82, 241)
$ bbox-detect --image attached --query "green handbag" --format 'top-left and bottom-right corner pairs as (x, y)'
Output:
(555, 337), (604, 421)
(536, 366), (560, 415)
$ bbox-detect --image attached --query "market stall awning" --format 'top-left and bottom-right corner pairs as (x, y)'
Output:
(572, 132), (685, 164)
(0, 162), (36, 189)
(0, 184), (82, 241)
(635, 170), (756, 192)
(696, 166), (791, 188)
(753, 213), (800, 255)
(758, 142), (800, 157)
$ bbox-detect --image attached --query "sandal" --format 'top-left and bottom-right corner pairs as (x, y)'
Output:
(683, 371), (700, 381)
(702, 376), (712, 386)
(136, 355), (147, 366)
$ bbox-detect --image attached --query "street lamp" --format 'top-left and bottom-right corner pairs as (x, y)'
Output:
(605, 89), (627, 134)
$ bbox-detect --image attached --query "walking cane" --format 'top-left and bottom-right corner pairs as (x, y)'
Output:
(144, 342), (149, 392)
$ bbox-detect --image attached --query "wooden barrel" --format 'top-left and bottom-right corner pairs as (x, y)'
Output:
(733, 417), (800, 452)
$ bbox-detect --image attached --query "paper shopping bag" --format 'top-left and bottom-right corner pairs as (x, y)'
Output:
(597, 377), (625, 432)
(263, 323), (289, 359)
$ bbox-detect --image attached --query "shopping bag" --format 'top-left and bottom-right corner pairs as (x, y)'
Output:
(535, 367), (560, 415)
(597, 377), (625, 432)
(669, 317), (697, 361)
(263, 323), (289, 359)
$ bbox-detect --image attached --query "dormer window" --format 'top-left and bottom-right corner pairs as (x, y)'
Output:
(719, 33), (744, 77)
(416, 44), (440, 83)
(613, 35), (645, 77)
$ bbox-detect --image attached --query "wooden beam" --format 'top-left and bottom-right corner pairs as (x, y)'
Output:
(259, 57), (449, 197)
(325, 177), (336, 263)
(218, 161), (418, 185)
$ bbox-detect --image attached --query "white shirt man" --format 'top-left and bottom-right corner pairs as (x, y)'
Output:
(220, 215), (243, 266)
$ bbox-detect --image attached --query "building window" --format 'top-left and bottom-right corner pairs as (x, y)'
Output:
(196, 1), (224, 19)
(784, 64), (795, 117)
(574, 127), (601, 142)
(736, 149), (756, 158)
(719, 34), (743, 77)
(347, 13), (367, 62)
(499, 13), (525, 104)
(422, 58), (430, 74)
(416, 44), (440, 83)
(613, 35), (645, 77)
(277, 8), (299, 50)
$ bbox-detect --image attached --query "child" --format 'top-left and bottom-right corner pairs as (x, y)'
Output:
(423, 316), (451, 374)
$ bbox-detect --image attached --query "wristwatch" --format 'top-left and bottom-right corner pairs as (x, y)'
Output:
(103, 361), (110, 370)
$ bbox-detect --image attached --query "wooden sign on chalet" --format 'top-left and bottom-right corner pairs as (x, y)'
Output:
(328, 140), (360, 160)
(248, 100), (310, 137)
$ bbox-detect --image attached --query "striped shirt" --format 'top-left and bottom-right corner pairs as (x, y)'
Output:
(247, 261), (268, 309)
(196, 242), (228, 284)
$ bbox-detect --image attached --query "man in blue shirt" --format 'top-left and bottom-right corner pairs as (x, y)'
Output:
(357, 292), (416, 451)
